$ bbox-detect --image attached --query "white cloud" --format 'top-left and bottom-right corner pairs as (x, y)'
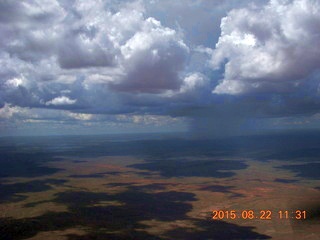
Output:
(211, 0), (320, 95)
(0, 103), (25, 119)
(2, 0), (320, 135)
(45, 96), (77, 106)
(180, 73), (207, 93)
(111, 16), (189, 93)
(116, 114), (183, 126)
(5, 77), (25, 88)
(68, 112), (93, 121)
(0, 0), (190, 114)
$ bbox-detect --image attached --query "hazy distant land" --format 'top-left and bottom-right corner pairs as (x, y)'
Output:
(0, 132), (319, 239)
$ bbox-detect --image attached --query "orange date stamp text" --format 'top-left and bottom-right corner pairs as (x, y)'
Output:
(212, 210), (307, 220)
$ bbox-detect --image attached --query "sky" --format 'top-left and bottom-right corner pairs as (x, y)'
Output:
(1, 0), (320, 136)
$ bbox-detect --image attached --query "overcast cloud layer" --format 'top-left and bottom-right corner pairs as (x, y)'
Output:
(1, 0), (320, 136)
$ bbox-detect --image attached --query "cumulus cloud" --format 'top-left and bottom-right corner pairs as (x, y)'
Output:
(45, 96), (77, 106)
(111, 18), (188, 93)
(0, 0), (190, 113)
(4, 77), (25, 88)
(211, 0), (320, 94)
(57, 35), (115, 69)
(68, 112), (93, 121)
(116, 113), (183, 126)
(56, 1), (116, 69)
(0, 103), (25, 119)
(57, 1), (189, 93)
(180, 73), (208, 93)
(1, 0), (320, 136)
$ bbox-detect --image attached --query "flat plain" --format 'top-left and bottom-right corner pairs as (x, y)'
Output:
(0, 132), (319, 239)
